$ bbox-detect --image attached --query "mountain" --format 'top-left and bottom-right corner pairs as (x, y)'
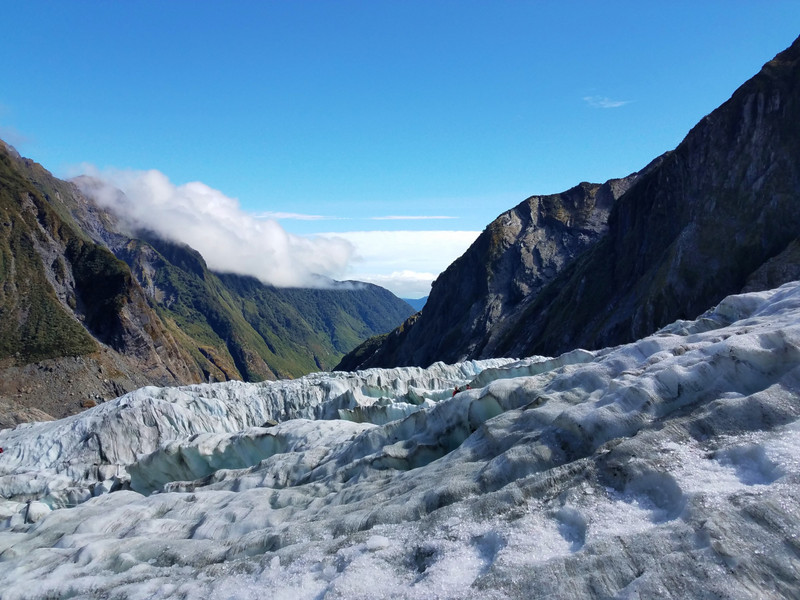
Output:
(0, 142), (201, 425)
(401, 296), (428, 312)
(336, 174), (641, 370)
(338, 35), (800, 371)
(3, 281), (800, 597)
(109, 233), (413, 382)
(0, 142), (414, 425)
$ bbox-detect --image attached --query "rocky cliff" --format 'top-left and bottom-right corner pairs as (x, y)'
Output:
(339, 35), (800, 370)
(506, 34), (800, 358)
(0, 143), (413, 425)
(337, 175), (639, 370)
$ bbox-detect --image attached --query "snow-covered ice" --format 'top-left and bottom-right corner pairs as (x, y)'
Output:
(2, 283), (800, 598)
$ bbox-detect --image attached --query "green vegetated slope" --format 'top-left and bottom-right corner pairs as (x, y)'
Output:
(0, 145), (99, 362)
(0, 142), (203, 376)
(117, 238), (248, 381)
(121, 235), (414, 381)
(0, 140), (414, 422)
(221, 274), (415, 376)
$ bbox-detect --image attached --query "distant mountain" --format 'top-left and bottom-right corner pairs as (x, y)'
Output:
(401, 297), (428, 311)
(338, 35), (800, 371)
(0, 143), (413, 425)
(112, 233), (413, 382)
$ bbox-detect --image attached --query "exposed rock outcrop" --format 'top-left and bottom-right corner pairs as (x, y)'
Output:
(508, 34), (800, 358)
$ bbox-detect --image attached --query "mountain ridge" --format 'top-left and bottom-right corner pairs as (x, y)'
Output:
(336, 172), (641, 370)
(0, 144), (413, 425)
(507, 33), (800, 358)
(338, 35), (800, 370)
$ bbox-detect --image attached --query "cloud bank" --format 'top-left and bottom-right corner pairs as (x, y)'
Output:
(74, 169), (482, 298)
(324, 230), (481, 298)
(75, 169), (354, 288)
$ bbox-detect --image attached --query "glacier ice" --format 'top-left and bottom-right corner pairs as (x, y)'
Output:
(2, 284), (800, 598)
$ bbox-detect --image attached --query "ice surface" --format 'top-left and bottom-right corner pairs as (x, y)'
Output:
(2, 283), (800, 598)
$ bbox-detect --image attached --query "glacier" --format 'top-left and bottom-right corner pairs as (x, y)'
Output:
(1, 284), (800, 598)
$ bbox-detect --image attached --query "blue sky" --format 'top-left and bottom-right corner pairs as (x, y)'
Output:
(2, 2), (799, 297)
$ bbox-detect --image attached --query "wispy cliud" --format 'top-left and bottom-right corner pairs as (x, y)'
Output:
(74, 169), (354, 288)
(368, 215), (457, 221)
(257, 213), (458, 222)
(253, 211), (333, 221)
(583, 95), (631, 109)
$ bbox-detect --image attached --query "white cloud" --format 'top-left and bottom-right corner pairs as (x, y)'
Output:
(317, 230), (481, 298)
(354, 271), (438, 299)
(75, 169), (355, 288)
(583, 95), (631, 109)
(73, 169), (483, 298)
(368, 215), (457, 221)
(253, 211), (334, 221)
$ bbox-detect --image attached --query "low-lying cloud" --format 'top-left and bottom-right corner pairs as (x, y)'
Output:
(351, 270), (438, 300)
(75, 169), (354, 288)
(73, 168), (482, 297)
(322, 230), (481, 298)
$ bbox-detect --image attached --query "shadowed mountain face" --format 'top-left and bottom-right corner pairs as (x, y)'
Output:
(339, 35), (800, 371)
(337, 176), (640, 371)
(0, 144), (413, 425)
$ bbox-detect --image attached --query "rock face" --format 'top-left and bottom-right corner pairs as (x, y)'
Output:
(339, 35), (800, 370)
(0, 143), (414, 424)
(337, 175), (640, 371)
(508, 35), (800, 359)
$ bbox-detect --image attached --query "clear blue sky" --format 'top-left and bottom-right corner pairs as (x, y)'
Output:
(2, 1), (799, 297)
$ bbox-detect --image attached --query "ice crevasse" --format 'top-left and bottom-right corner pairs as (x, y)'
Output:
(0, 283), (800, 599)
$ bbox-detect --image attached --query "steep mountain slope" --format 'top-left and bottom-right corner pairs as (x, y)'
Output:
(507, 34), (800, 358)
(0, 142), (203, 424)
(339, 35), (800, 370)
(104, 221), (410, 383)
(337, 174), (640, 370)
(115, 235), (412, 382)
(0, 143), (413, 424)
